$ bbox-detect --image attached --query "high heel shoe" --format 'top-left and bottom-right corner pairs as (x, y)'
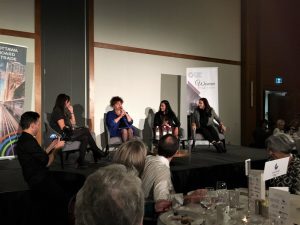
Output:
(93, 148), (109, 163)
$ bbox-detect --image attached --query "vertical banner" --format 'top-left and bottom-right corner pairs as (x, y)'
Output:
(0, 42), (27, 159)
(186, 67), (219, 114)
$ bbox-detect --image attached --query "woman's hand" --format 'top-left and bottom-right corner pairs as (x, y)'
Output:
(66, 104), (74, 114)
(220, 124), (226, 133)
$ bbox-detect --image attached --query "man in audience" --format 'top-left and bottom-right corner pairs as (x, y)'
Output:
(142, 134), (179, 213)
(16, 111), (70, 224)
(75, 164), (144, 225)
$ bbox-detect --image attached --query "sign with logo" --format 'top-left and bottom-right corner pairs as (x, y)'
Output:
(186, 67), (218, 114)
(0, 42), (27, 160)
(263, 157), (289, 181)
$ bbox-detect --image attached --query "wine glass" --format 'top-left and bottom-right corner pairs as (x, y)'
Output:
(216, 181), (228, 205)
(216, 181), (227, 190)
(168, 193), (183, 215)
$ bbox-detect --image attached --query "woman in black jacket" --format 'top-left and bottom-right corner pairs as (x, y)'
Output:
(50, 93), (107, 168)
(153, 100), (180, 138)
(191, 97), (226, 153)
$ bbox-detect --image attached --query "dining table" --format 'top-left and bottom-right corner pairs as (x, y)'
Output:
(157, 189), (270, 225)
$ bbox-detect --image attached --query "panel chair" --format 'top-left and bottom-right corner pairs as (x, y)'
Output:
(188, 113), (226, 151)
(104, 113), (143, 151)
(44, 113), (81, 169)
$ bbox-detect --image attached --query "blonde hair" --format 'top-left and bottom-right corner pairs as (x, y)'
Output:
(113, 139), (148, 177)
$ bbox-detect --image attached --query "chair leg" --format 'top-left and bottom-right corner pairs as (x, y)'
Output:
(192, 139), (195, 151)
(181, 140), (186, 149)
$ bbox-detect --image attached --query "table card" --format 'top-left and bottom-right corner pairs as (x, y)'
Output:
(263, 157), (289, 181)
(248, 169), (265, 213)
(289, 193), (300, 225)
(249, 169), (265, 200)
(245, 159), (251, 176)
(268, 187), (290, 225)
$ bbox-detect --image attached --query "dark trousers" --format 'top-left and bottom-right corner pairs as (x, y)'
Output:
(71, 127), (100, 163)
(30, 171), (85, 225)
(196, 125), (220, 143)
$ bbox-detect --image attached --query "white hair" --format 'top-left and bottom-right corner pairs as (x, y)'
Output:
(75, 164), (144, 225)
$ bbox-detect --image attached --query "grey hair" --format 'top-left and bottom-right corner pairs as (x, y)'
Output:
(265, 134), (295, 153)
(75, 164), (144, 225)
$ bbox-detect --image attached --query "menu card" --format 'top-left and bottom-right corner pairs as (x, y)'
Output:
(268, 187), (290, 224)
(249, 169), (265, 200)
(289, 194), (300, 225)
(263, 157), (289, 181)
(248, 169), (265, 212)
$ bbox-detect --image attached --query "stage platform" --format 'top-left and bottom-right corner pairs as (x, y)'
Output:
(0, 144), (267, 194)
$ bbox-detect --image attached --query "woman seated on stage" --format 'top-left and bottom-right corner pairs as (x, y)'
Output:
(191, 97), (226, 153)
(106, 96), (134, 142)
(50, 93), (107, 168)
(266, 134), (300, 194)
(153, 100), (181, 138)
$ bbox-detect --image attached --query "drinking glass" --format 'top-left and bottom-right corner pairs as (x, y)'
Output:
(229, 189), (240, 209)
(216, 181), (227, 190)
(216, 181), (228, 205)
(168, 193), (183, 214)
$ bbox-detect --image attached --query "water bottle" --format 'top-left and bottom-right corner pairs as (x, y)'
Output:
(162, 126), (167, 136)
(155, 126), (160, 140)
(168, 126), (172, 134)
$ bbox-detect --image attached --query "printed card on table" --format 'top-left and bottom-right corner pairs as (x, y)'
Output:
(248, 169), (265, 200)
(263, 157), (289, 181)
(268, 187), (290, 225)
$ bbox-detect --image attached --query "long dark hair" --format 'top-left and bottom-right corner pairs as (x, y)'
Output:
(53, 93), (70, 112)
(159, 100), (176, 117)
(199, 97), (212, 115)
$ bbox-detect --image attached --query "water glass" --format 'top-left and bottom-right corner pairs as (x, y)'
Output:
(229, 189), (240, 209)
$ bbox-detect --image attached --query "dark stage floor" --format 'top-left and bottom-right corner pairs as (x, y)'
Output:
(0, 145), (268, 194)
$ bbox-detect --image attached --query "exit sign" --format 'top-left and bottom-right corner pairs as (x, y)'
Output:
(275, 77), (283, 84)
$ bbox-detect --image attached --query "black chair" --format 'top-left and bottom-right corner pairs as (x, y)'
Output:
(44, 113), (81, 169)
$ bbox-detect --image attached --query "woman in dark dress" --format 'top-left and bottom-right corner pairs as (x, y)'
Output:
(153, 100), (181, 138)
(191, 97), (226, 153)
(50, 93), (107, 168)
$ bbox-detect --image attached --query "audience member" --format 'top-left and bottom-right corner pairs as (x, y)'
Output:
(75, 164), (144, 225)
(288, 118), (300, 139)
(273, 119), (285, 135)
(191, 97), (226, 153)
(50, 93), (107, 168)
(112, 139), (148, 177)
(142, 134), (178, 213)
(16, 111), (84, 225)
(106, 96), (134, 142)
(266, 134), (300, 194)
(153, 100), (181, 138)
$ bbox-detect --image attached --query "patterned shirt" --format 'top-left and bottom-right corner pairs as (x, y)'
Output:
(269, 155), (300, 195)
(142, 155), (174, 201)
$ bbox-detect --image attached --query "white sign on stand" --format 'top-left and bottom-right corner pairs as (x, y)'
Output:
(249, 169), (265, 201)
(263, 157), (289, 181)
(269, 188), (290, 225)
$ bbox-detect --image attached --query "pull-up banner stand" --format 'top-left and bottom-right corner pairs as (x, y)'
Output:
(0, 42), (27, 160)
